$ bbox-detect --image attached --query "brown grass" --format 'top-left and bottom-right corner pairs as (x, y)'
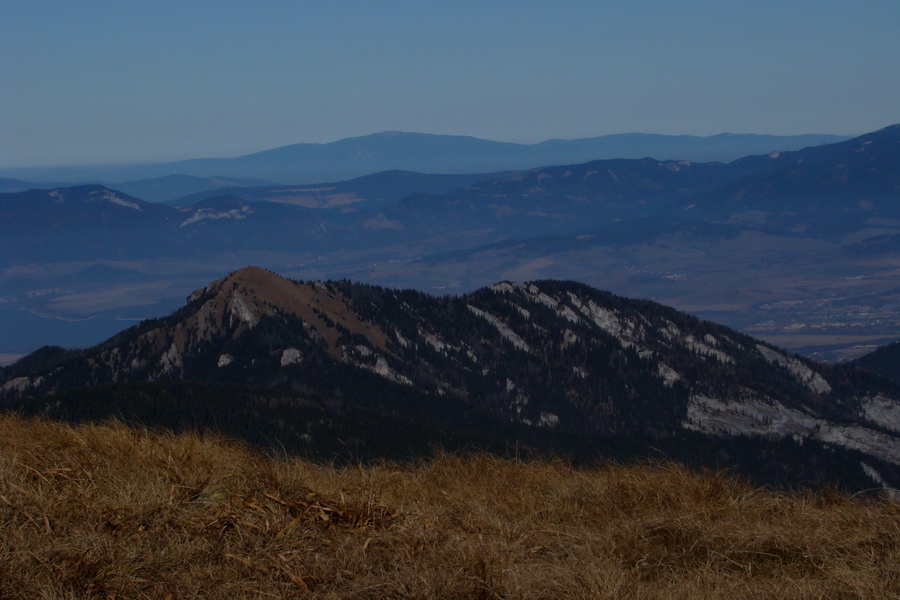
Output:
(1, 413), (898, 599)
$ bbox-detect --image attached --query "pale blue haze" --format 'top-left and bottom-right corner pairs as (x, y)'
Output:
(2, 0), (899, 167)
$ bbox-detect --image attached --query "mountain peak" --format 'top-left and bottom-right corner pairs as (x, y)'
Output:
(188, 265), (280, 305)
(4, 270), (900, 490)
(202, 266), (288, 314)
(224, 264), (275, 283)
(186, 267), (389, 358)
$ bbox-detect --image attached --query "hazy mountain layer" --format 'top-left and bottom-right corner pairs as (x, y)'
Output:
(0, 131), (848, 184)
(1, 126), (898, 361)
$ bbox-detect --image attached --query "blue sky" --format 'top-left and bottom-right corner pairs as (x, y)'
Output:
(2, 0), (899, 167)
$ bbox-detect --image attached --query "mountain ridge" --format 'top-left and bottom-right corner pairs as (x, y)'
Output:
(4, 266), (899, 491)
(0, 130), (851, 185)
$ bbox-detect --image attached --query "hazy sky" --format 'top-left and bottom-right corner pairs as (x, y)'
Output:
(3, 1), (899, 167)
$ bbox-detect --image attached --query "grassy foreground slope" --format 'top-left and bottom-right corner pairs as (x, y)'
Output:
(1, 414), (898, 599)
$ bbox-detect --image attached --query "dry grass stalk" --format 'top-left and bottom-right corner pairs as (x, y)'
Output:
(1, 413), (898, 599)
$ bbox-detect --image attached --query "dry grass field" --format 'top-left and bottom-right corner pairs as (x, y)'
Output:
(1, 413), (898, 599)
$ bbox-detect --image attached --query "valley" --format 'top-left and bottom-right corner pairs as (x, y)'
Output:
(2, 127), (898, 362)
(3, 221), (898, 363)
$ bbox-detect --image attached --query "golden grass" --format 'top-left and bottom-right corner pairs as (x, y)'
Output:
(1, 413), (898, 599)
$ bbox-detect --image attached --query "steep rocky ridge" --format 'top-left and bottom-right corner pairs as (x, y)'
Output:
(3, 267), (899, 491)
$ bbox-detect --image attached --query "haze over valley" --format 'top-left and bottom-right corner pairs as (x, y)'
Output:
(2, 126), (899, 365)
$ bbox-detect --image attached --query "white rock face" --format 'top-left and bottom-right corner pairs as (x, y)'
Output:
(217, 354), (234, 368)
(684, 395), (900, 464)
(661, 320), (681, 340)
(280, 349), (303, 366)
(489, 282), (517, 294)
(684, 334), (733, 364)
(861, 463), (899, 499)
(568, 294), (624, 337)
(756, 344), (831, 394)
(159, 343), (182, 374)
(556, 303), (583, 325)
(97, 190), (141, 211)
(394, 329), (412, 348)
(467, 304), (530, 352)
(526, 284), (561, 310)
(539, 412), (560, 428)
(657, 363), (681, 387)
(860, 394), (900, 433)
(180, 206), (253, 227)
(371, 355), (413, 386)
(562, 329), (579, 348)
(1, 377), (32, 393)
(566, 292), (649, 353)
(230, 293), (259, 328)
(423, 333), (449, 353)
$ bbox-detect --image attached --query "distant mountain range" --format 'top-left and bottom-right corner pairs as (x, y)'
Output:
(0, 125), (898, 361)
(3, 266), (898, 492)
(5, 127), (894, 259)
(0, 130), (849, 186)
